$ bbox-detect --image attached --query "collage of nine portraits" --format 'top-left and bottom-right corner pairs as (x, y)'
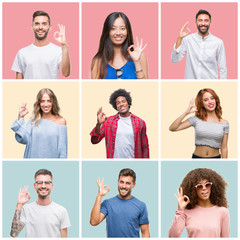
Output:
(1, 1), (238, 239)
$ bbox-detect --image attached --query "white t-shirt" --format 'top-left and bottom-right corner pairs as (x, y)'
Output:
(113, 115), (134, 158)
(20, 201), (71, 237)
(12, 43), (62, 79)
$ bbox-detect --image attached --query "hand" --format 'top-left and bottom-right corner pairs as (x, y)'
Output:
(17, 186), (31, 206)
(186, 98), (197, 114)
(97, 177), (110, 197)
(18, 103), (29, 120)
(97, 107), (107, 125)
(127, 37), (147, 62)
(174, 187), (190, 209)
(54, 24), (67, 46)
(179, 22), (191, 39)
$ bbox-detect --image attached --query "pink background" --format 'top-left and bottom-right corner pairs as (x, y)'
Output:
(3, 3), (79, 79)
(161, 3), (238, 79)
(82, 2), (158, 79)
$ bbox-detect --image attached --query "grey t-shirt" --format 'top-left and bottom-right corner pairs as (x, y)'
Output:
(20, 201), (71, 237)
(113, 115), (134, 158)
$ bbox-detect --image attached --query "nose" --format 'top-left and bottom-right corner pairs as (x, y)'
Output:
(116, 28), (121, 35)
(202, 184), (207, 190)
(42, 182), (46, 187)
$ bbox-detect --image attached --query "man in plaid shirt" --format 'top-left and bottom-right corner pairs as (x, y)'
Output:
(90, 89), (149, 158)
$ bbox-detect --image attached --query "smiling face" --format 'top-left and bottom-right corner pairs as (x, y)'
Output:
(196, 14), (210, 36)
(40, 93), (53, 115)
(109, 17), (127, 46)
(32, 15), (51, 40)
(118, 176), (135, 199)
(202, 92), (216, 112)
(116, 96), (130, 117)
(195, 179), (212, 201)
(34, 174), (53, 199)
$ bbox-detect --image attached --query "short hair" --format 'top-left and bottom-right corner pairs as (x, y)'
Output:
(196, 9), (211, 22)
(34, 169), (53, 180)
(118, 168), (136, 184)
(109, 89), (132, 110)
(33, 11), (51, 25)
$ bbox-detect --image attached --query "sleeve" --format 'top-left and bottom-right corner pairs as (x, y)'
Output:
(139, 203), (149, 225)
(187, 116), (196, 127)
(58, 126), (68, 158)
(141, 121), (149, 158)
(90, 123), (106, 144)
(100, 200), (108, 217)
(171, 38), (187, 63)
(57, 47), (62, 67)
(168, 209), (186, 238)
(60, 208), (71, 229)
(221, 208), (230, 237)
(217, 40), (227, 79)
(20, 205), (26, 224)
(11, 118), (31, 145)
(11, 50), (24, 73)
(224, 123), (229, 134)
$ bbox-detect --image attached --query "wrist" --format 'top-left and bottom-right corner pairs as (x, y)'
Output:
(16, 203), (24, 209)
(61, 42), (68, 48)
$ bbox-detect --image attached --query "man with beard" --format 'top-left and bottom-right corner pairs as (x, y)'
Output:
(12, 11), (70, 79)
(171, 9), (227, 79)
(90, 89), (149, 158)
(90, 168), (150, 238)
(10, 169), (71, 237)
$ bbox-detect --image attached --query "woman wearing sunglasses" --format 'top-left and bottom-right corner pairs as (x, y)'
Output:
(169, 168), (229, 238)
(169, 88), (229, 158)
(91, 12), (148, 79)
(11, 88), (67, 158)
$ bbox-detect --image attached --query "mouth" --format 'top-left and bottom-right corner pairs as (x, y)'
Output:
(201, 191), (209, 197)
(114, 36), (123, 41)
(120, 188), (128, 194)
(39, 188), (49, 194)
(208, 104), (214, 109)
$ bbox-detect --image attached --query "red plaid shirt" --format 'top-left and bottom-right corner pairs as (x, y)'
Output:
(90, 113), (149, 158)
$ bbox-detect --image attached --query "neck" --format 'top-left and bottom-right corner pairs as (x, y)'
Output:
(113, 45), (123, 55)
(34, 38), (50, 47)
(118, 193), (133, 200)
(206, 111), (219, 121)
(41, 112), (54, 119)
(197, 198), (213, 208)
(36, 196), (51, 206)
(119, 111), (130, 118)
(198, 31), (209, 39)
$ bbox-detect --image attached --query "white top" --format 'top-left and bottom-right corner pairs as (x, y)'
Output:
(113, 115), (135, 158)
(171, 32), (227, 79)
(20, 201), (71, 238)
(12, 43), (62, 79)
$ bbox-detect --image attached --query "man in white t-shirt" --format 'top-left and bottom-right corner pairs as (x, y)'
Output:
(11, 11), (71, 79)
(10, 169), (71, 238)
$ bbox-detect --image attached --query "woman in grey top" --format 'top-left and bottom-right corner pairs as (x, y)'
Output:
(169, 88), (229, 158)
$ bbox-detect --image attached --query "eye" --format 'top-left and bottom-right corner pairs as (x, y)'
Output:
(121, 27), (126, 31)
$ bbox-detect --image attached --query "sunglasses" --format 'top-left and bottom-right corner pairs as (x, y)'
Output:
(115, 69), (123, 79)
(35, 181), (52, 185)
(195, 182), (212, 190)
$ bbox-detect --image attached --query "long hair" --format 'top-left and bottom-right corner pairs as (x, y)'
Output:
(91, 12), (134, 79)
(32, 88), (61, 126)
(195, 88), (222, 121)
(180, 168), (228, 209)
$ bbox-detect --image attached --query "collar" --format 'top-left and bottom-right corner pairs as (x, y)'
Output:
(195, 32), (211, 40)
(113, 112), (136, 120)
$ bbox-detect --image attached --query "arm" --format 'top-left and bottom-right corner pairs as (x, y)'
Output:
(10, 186), (31, 237)
(128, 37), (148, 79)
(140, 224), (150, 238)
(169, 98), (196, 131)
(217, 41), (227, 79)
(60, 228), (68, 238)
(221, 133), (228, 158)
(141, 121), (149, 158)
(16, 72), (23, 79)
(90, 177), (110, 226)
(221, 208), (230, 237)
(54, 24), (71, 77)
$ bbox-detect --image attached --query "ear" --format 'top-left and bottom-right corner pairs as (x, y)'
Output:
(33, 183), (36, 190)
(49, 24), (52, 32)
(132, 182), (136, 188)
(31, 24), (34, 31)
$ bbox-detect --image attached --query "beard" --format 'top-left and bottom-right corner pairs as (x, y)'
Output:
(34, 29), (49, 40)
(118, 186), (132, 198)
(197, 24), (210, 35)
(37, 187), (51, 199)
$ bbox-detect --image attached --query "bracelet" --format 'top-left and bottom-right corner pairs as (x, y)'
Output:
(135, 69), (143, 73)
(137, 74), (145, 79)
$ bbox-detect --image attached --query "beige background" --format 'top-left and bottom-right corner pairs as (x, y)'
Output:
(161, 81), (238, 159)
(3, 81), (79, 159)
(82, 81), (159, 159)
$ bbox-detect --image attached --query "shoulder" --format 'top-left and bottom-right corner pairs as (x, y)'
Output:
(16, 44), (34, 54)
(220, 118), (228, 123)
(131, 196), (147, 208)
(209, 34), (224, 44)
(56, 117), (67, 125)
(51, 201), (68, 212)
(131, 114), (146, 125)
(49, 42), (62, 50)
(215, 206), (229, 215)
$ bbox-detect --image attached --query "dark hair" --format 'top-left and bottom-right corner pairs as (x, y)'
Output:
(180, 168), (228, 209)
(33, 11), (51, 25)
(196, 9), (211, 22)
(109, 89), (132, 110)
(118, 168), (136, 184)
(34, 169), (53, 180)
(91, 12), (134, 79)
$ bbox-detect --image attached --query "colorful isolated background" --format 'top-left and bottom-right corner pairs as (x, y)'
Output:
(2, 81), (79, 159)
(161, 81), (238, 159)
(161, 161), (238, 237)
(82, 2), (158, 79)
(2, 161), (79, 237)
(82, 161), (158, 237)
(161, 2), (238, 79)
(2, 2), (79, 79)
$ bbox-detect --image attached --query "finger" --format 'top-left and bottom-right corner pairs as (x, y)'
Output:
(177, 188), (180, 197)
(183, 195), (190, 203)
(26, 192), (31, 199)
(19, 187), (22, 193)
(106, 186), (110, 193)
(25, 185), (29, 192)
(22, 185), (27, 193)
(180, 187), (183, 196)
(58, 24), (61, 31)
(101, 177), (104, 184)
(174, 193), (178, 200)
(182, 22), (189, 30)
(140, 38), (143, 48)
(53, 31), (60, 38)
(136, 36), (139, 47)
(141, 43), (147, 51)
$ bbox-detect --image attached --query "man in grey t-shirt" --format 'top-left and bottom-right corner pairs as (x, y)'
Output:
(10, 169), (71, 238)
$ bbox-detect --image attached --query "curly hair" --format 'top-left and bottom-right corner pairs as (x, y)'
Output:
(32, 88), (61, 126)
(109, 89), (132, 110)
(180, 168), (228, 209)
(195, 88), (222, 121)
